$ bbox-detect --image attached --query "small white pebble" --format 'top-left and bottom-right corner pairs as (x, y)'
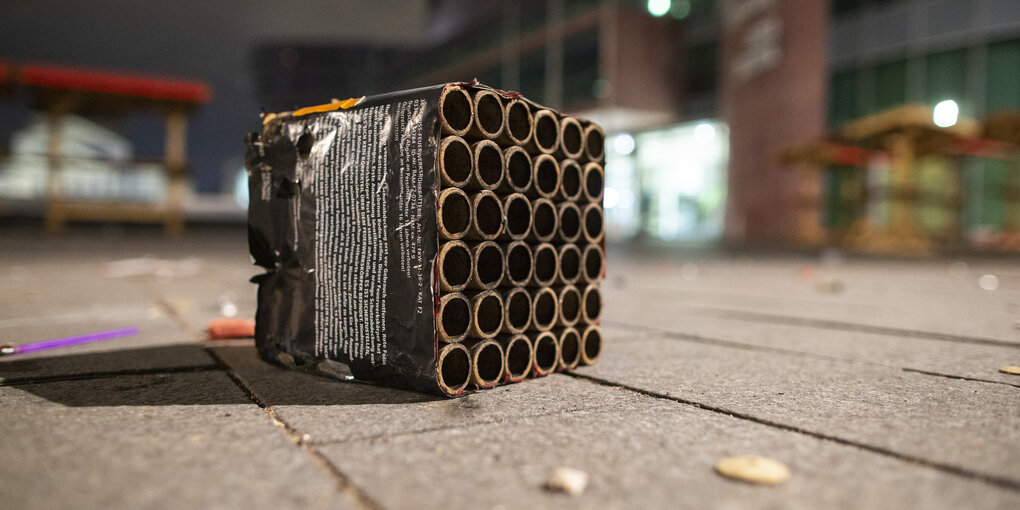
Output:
(545, 467), (589, 496)
(715, 456), (790, 485)
(301, 434), (312, 442)
(978, 274), (999, 291)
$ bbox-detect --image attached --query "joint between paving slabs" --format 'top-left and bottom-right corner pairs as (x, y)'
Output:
(202, 347), (387, 510)
(0, 364), (221, 387)
(565, 371), (1020, 492)
(901, 368), (1020, 389)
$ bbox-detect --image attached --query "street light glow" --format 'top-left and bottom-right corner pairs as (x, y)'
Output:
(647, 0), (671, 17)
(933, 100), (959, 128)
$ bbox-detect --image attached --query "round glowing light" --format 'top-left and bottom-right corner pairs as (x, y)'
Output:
(613, 133), (636, 155)
(618, 189), (635, 209)
(933, 100), (959, 128)
(647, 0), (671, 17)
(693, 122), (715, 144)
(604, 187), (620, 209)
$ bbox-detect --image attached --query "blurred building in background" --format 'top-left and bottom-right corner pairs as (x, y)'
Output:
(0, 0), (1017, 250)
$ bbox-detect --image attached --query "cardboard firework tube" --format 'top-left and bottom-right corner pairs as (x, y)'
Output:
(248, 81), (608, 397)
(554, 285), (582, 327)
(440, 85), (474, 137)
(530, 331), (560, 377)
(465, 190), (504, 240)
(503, 241), (534, 288)
(525, 109), (560, 155)
(468, 241), (504, 290)
(529, 286), (559, 331)
(438, 136), (473, 188)
(579, 324), (602, 365)
(497, 334), (534, 383)
(555, 243), (581, 285)
(437, 342), (471, 395)
(582, 162), (604, 203)
(558, 116), (584, 160)
(529, 242), (559, 288)
(581, 203), (605, 244)
(580, 283), (601, 324)
(497, 99), (534, 147)
(582, 122), (606, 162)
(527, 198), (558, 243)
(580, 244), (605, 283)
(467, 290), (504, 339)
(438, 188), (472, 240)
(467, 139), (504, 190)
(467, 89), (506, 140)
(530, 154), (561, 200)
(502, 193), (532, 241)
(558, 159), (583, 202)
(556, 202), (582, 243)
(499, 146), (533, 194)
(465, 338), (505, 388)
(501, 286), (532, 334)
(438, 240), (473, 292)
(554, 327), (582, 371)
(437, 293), (471, 343)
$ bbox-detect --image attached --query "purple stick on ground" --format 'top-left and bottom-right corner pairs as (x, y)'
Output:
(1, 327), (139, 357)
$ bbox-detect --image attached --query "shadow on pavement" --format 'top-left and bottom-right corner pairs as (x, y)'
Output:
(0, 344), (442, 406)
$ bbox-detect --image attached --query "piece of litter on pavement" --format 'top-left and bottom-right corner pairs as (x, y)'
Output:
(999, 366), (1020, 376)
(545, 467), (589, 496)
(714, 456), (790, 485)
(206, 318), (256, 340)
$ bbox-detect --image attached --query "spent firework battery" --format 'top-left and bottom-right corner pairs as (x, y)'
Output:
(246, 81), (605, 397)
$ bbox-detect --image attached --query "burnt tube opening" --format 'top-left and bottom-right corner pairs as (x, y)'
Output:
(534, 111), (559, 152)
(506, 243), (533, 285)
(441, 88), (472, 134)
(533, 289), (557, 329)
(504, 195), (532, 239)
(441, 138), (472, 185)
(559, 204), (581, 241)
(533, 245), (557, 285)
(440, 295), (470, 340)
(534, 156), (559, 197)
(475, 243), (504, 288)
(505, 337), (531, 379)
(475, 93), (505, 136)
(473, 193), (503, 238)
(439, 190), (471, 238)
(534, 334), (558, 373)
(475, 293), (503, 337)
(531, 200), (556, 240)
(583, 246), (604, 282)
(475, 342), (504, 384)
(584, 164), (604, 201)
(505, 148), (532, 192)
(582, 327), (602, 364)
(439, 344), (470, 392)
(559, 245), (580, 282)
(475, 142), (503, 188)
(561, 118), (583, 157)
(506, 101), (533, 143)
(560, 287), (581, 324)
(585, 125), (605, 161)
(584, 286), (601, 322)
(560, 329), (581, 369)
(440, 242), (471, 290)
(560, 160), (581, 200)
(506, 289), (531, 331)
(583, 205), (604, 242)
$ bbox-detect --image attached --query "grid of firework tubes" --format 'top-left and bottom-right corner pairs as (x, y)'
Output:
(432, 85), (605, 395)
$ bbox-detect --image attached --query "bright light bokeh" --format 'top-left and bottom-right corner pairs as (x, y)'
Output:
(933, 99), (959, 128)
(613, 133), (636, 155)
(604, 186), (620, 209)
(694, 122), (715, 144)
(647, 0), (671, 17)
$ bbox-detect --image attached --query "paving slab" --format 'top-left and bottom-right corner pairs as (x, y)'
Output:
(318, 389), (1020, 510)
(0, 371), (354, 510)
(602, 294), (1020, 386)
(577, 337), (1020, 484)
(211, 344), (641, 445)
